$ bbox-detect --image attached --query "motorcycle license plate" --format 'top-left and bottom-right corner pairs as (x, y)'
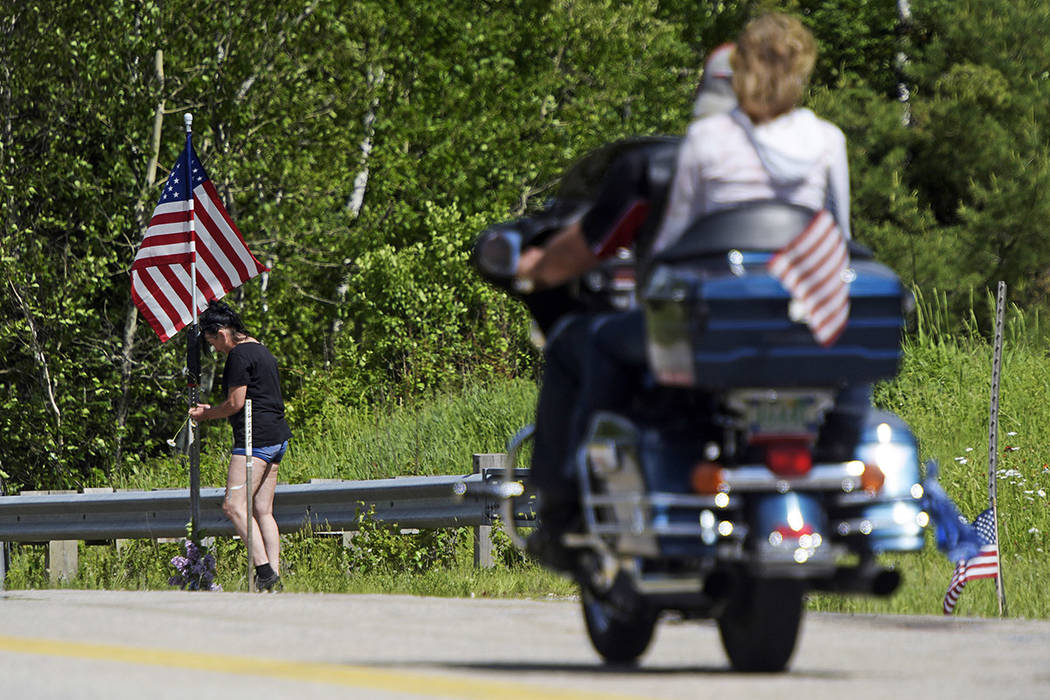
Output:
(727, 389), (834, 438)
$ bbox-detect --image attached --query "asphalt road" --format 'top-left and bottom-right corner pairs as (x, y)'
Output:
(1, 589), (1047, 699)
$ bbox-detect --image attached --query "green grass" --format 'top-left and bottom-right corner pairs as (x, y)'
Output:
(285, 378), (538, 482)
(807, 295), (1050, 618)
(102, 377), (539, 490)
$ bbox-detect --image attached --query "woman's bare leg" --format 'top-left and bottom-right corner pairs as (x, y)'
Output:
(222, 454), (269, 566)
(252, 462), (280, 574)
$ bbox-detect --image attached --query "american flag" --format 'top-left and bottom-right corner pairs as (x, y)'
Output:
(131, 144), (267, 342)
(767, 209), (850, 347)
(943, 507), (1000, 615)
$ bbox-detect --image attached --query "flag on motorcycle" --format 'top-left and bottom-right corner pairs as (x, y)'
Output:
(942, 508), (999, 615)
(131, 144), (267, 342)
(767, 209), (849, 347)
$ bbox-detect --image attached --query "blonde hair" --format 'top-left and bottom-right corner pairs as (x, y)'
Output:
(731, 13), (817, 124)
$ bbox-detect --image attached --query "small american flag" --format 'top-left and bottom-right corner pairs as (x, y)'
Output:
(767, 209), (850, 347)
(943, 508), (999, 615)
(131, 144), (267, 342)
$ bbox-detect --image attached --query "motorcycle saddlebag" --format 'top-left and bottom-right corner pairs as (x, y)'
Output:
(642, 203), (909, 390)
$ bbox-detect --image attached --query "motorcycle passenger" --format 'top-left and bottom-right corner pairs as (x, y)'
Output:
(518, 13), (854, 568)
(515, 44), (738, 567)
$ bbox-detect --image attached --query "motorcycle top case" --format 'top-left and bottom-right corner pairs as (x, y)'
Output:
(642, 203), (909, 390)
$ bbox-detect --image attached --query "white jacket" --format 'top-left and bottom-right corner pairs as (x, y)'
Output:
(651, 107), (851, 253)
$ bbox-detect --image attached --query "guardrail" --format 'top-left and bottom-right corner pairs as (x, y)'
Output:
(0, 454), (533, 587)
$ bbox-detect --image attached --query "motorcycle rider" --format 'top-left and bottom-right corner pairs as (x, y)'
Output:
(515, 43), (738, 567)
(517, 13), (853, 568)
(515, 42), (736, 289)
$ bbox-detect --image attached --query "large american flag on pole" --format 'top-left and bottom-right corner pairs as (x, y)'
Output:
(767, 209), (850, 347)
(943, 508), (999, 615)
(131, 144), (267, 342)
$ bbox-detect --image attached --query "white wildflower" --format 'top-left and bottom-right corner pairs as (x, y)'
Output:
(1029, 527), (1041, 534)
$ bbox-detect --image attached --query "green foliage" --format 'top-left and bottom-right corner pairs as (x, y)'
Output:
(490, 518), (533, 569)
(0, 0), (700, 490)
(3, 544), (48, 589)
(288, 378), (537, 482)
(5, 0), (1050, 514)
(342, 509), (461, 576)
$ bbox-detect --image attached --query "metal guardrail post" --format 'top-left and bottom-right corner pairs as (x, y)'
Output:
(472, 454), (504, 568)
(21, 490), (79, 585)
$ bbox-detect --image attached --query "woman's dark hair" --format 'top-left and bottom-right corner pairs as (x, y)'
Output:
(198, 300), (249, 339)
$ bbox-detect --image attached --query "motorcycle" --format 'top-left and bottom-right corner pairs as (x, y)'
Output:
(472, 139), (929, 672)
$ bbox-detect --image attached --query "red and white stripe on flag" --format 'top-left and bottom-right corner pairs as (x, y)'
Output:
(942, 544), (999, 614)
(131, 154), (267, 342)
(767, 209), (850, 347)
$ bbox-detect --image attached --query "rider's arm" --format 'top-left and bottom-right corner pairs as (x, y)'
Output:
(516, 220), (600, 290)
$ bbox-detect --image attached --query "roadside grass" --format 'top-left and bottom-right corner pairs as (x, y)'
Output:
(103, 378), (540, 492)
(7, 292), (1050, 617)
(809, 291), (1050, 618)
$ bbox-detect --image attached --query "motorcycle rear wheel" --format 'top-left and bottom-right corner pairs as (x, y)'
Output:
(581, 586), (658, 665)
(717, 576), (804, 673)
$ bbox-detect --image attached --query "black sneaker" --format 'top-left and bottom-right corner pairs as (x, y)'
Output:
(256, 572), (282, 592)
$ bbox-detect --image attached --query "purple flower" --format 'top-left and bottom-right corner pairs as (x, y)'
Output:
(168, 539), (219, 592)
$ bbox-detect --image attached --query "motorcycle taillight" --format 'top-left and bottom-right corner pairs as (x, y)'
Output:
(764, 440), (812, 476)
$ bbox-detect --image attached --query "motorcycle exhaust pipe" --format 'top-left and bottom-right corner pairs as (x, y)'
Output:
(810, 566), (901, 597)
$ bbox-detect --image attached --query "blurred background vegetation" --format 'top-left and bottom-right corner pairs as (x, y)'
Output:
(3, 0), (1050, 505)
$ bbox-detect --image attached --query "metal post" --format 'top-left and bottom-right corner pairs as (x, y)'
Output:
(186, 112), (201, 543)
(987, 281), (1008, 616)
(472, 454), (501, 569)
(0, 477), (5, 591)
(245, 398), (254, 592)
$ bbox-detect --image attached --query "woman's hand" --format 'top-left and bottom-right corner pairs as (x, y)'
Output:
(188, 387), (245, 422)
(189, 404), (211, 422)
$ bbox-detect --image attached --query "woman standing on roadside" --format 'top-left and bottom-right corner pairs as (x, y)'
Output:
(189, 300), (291, 591)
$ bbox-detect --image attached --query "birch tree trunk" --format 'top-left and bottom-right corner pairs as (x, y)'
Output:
(328, 66), (384, 362)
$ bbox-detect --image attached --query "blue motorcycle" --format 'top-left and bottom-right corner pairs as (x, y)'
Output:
(473, 140), (928, 672)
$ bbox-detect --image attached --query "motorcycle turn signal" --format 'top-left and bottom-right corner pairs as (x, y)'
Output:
(690, 462), (727, 495)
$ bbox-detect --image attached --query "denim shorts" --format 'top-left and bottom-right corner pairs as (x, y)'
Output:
(232, 440), (289, 465)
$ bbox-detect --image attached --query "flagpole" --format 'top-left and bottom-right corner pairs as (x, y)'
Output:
(185, 112), (202, 543)
(987, 281), (1008, 616)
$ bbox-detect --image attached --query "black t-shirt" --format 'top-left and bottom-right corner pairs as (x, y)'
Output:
(222, 341), (292, 449)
